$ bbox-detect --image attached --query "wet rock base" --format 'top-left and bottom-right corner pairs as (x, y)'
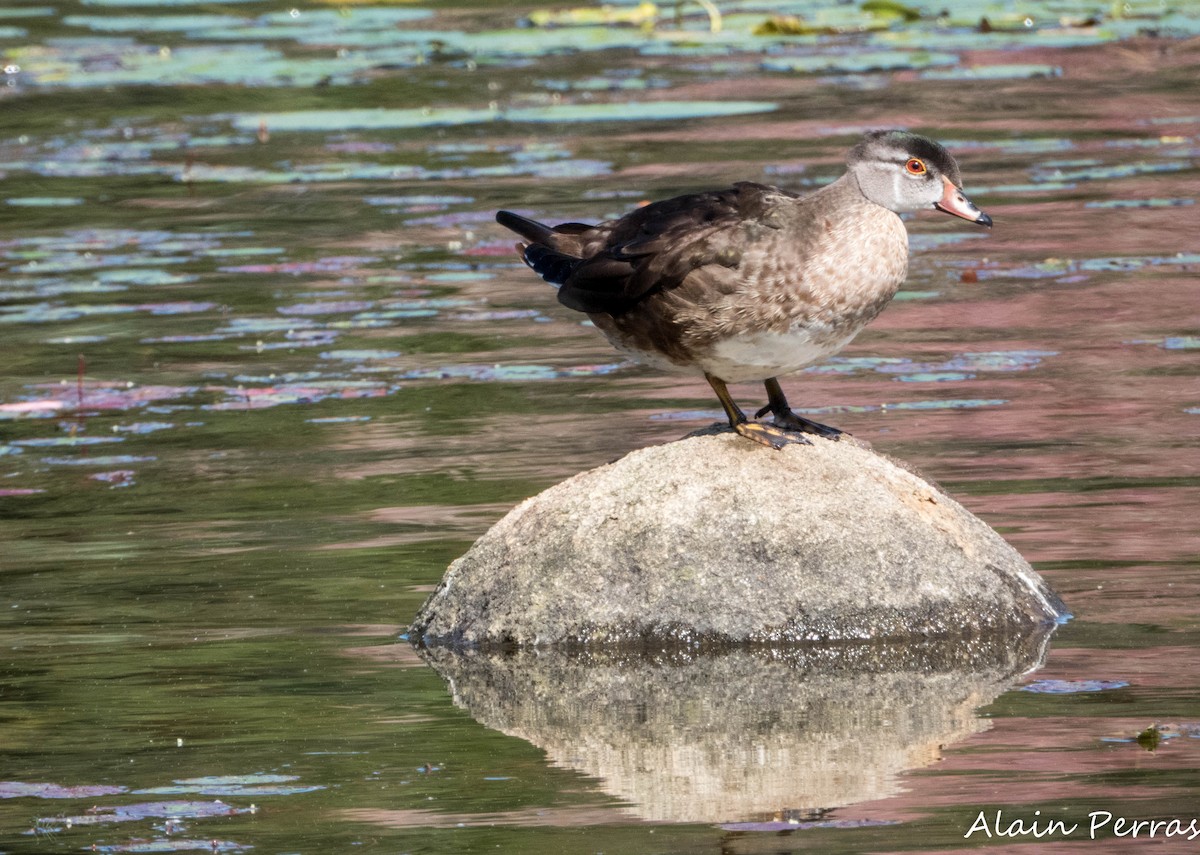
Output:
(411, 429), (1067, 649)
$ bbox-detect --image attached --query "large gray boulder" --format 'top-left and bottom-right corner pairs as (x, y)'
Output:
(411, 429), (1066, 648)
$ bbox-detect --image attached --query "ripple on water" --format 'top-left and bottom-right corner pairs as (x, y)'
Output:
(1021, 680), (1131, 694)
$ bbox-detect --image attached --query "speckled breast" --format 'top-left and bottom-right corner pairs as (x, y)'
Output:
(596, 203), (910, 383)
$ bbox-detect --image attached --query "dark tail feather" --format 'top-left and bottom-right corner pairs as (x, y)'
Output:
(496, 210), (554, 245)
(497, 210), (594, 248)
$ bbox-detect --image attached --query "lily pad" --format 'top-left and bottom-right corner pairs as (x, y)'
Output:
(0, 781), (127, 799)
(762, 50), (958, 74)
(6, 196), (86, 206)
(90, 840), (252, 854)
(921, 64), (1061, 80)
(231, 101), (776, 133)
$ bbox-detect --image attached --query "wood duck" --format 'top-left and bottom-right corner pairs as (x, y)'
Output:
(497, 130), (992, 448)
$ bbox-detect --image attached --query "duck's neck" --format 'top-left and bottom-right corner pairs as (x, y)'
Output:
(817, 170), (874, 208)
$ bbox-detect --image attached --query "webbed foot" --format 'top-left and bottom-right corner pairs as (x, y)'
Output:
(734, 420), (812, 450)
(753, 404), (843, 440)
(756, 377), (845, 440)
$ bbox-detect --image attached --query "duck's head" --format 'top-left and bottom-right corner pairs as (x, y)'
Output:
(848, 130), (992, 227)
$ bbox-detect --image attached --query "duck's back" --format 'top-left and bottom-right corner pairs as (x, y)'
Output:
(575, 177), (907, 377)
(546, 181), (807, 316)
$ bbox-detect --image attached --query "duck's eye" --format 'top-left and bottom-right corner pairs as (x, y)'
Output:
(905, 158), (928, 176)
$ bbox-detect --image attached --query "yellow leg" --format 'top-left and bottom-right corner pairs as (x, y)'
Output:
(704, 374), (808, 450)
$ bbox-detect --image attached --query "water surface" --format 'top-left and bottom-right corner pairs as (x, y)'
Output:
(1, 1), (1199, 852)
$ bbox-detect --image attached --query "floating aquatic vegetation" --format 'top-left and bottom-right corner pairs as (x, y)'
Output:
(877, 25), (1114, 52)
(804, 356), (906, 375)
(0, 399), (65, 417)
(805, 351), (1053, 381)
(1079, 253), (1200, 272)
(874, 398), (1007, 412)
(0, 7), (55, 17)
(1032, 160), (1191, 182)
(363, 195), (475, 212)
(112, 421), (175, 434)
(0, 299), (213, 325)
(403, 211), (503, 229)
(34, 799), (254, 831)
(878, 350), (1056, 378)
(0, 281), (126, 300)
(62, 14), (254, 33)
(96, 269), (199, 287)
(134, 773), (323, 797)
(525, 1), (659, 28)
(42, 454), (157, 466)
(202, 381), (390, 411)
(0, 133), (611, 184)
(90, 469), (137, 487)
(243, 7), (433, 28)
(216, 318), (318, 335)
(90, 839), (251, 854)
(278, 300), (376, 316)
(424, 271), (495, 283)
(253, 330), (341, 350)
(449, 309), (546, 322)
(320, 349), (400, 361)
(0, 781), (127, 799)
(5, 383), (197, 419)
(7, 0), (1199, 96)
(1021, 679), (1130, 694)
(537, 73), (670, 92)
(354, 296), (476, 316)
(650, 398), (1010, 419)
(219, 256), (380, 275)
(944, 136), (1077, 155)
(199, 247), (285, 258)
(13, 436), (125, 447)
(5, 40), (365, 90)
(921, 63), (1060, 80)
(987, 252), (1200, 282)
(326, 140), (397, 154)
(79, 0), (261, 5)
(230, 101), (777, 133)
(464, 242), (526, 258)
(720, 818), (898, 831)
(1085, 198), (1194, 209)
(1161, 337), (1200, 350)
(977, 181), (1077, 194)
(762, 49), (958, 74)
(397, 362), (628, 382)
(141, 333), (234, 344)
(0, 229), (235, 264)
(5, 196), (86, 206)
(1100, 725), (1177, 750)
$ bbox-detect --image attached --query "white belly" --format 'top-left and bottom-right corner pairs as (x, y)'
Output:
(697, 323), (859, 383)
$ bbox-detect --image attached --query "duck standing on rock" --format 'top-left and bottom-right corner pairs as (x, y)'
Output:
(496, 130), (992, 449)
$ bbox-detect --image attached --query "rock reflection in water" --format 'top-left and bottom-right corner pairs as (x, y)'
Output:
(418, 629), (1055, 823)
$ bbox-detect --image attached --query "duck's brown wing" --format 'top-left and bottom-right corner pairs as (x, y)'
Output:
(497, 182), (799, 315)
